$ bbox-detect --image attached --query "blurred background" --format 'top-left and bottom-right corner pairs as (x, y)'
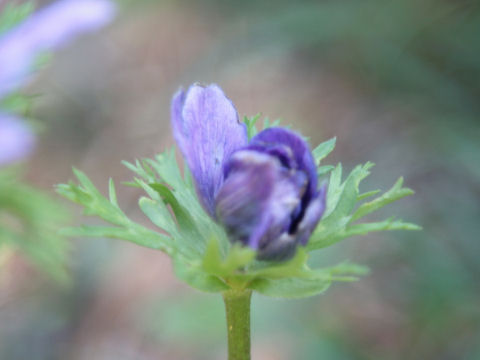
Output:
(1, 0), (480, 359)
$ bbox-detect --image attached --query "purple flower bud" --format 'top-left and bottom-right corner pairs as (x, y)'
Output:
(171, 84), (327, 261)
(0, 114), (35, 166)
(0, 0), (116, 99)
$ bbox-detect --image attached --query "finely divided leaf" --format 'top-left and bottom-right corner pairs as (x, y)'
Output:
(249, 260), (368, 298)
(341, 218), (422, 237)
(202, 237), (256, 278)
(250, 277), (331, 298)
(56, 171), (173, 254)
(138, 197), (176, 235)
(60, 224), (172, 253)
(351, 177), (414, 222)
(58, 142), (419, 297)
(247, 248), (309, 280)
(308, 162), (419, 251)
(313, 137), (336, 164)
(173, 257), (229, 293)
(317, 165), (334, 176)
(244, 114), (260, 139)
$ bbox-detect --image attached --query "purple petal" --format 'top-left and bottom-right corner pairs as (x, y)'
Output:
(258, 184), (326, 260)
(215, 151), (275, 247)
(0, 0), (116, 99)
(215, 150), (302, 252)
(257, 233), (298, 262)
(171, 84), (248, 216)
(0, 114), (35, 166)
(296, 183), (327, 246)
(242, 142), (296, 169)
(251, 127), (317, 203)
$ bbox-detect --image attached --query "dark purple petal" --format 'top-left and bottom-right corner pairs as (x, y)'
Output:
(242, 142), (296, 169)
(0, 114), (35, 166)
(251, 127), (317, 202)
(296, 183), (327, 245)
(257, 184), (326, 260)
(172, 84), (248, 216)
(215, 151), (275, 248)
(257, 233), (297, 262)
(0, 0), (116, 99)
(215, 150), (302, 251)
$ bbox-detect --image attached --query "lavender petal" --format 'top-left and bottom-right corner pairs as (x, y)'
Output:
(171, 84), (247, 216)
(0, 114), (35, 166)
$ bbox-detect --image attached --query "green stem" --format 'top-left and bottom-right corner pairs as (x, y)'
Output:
(222, 288), (252, 360)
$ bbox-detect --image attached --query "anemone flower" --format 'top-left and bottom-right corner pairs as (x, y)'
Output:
(172, 84), (327, 261)
(0, 0), (115, 166)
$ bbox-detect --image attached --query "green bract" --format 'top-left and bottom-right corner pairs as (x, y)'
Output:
(57, 117), (420, 298)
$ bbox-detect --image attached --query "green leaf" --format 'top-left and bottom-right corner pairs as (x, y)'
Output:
(243, 114), (260, 139)
(324, 162), (374, 221)
(262, 118), (283, 129)
(0, 1), (34, 34)
(247, 248), (309, 280)
(56, 172), (174, 254)
(324, 163), (343, 217)
(60, 170), (129, 226)
(307, 162), (420, 251)
(173, 257), (229, 293)
(321, 261), (370, 277)
(60, 224), (173, 253)
(249, 277), (331, 298)
(146, 149), (184, 188)
(351, 177), (414, 222)
(149, 182), (198, 233)
(58, 142), (419, 299)
(1, 170), (70, 283)
(124, 152), (225, 245)
(306, 216), (351, 250)
(138, 197), (176, 235)
(202, 237), (255, 278)
(0, 94), (35, 115)
(335, 163), (374, 216)
(342, 218), (422, 237)
(249, 259), (369, 298)
(108, 178), (118, 207)
(317, 165), (334, 176)
(312, 137), (336, 164)
(357, 189), (381, 201)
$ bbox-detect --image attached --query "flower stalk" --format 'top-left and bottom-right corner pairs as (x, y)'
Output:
(223, 288), (252, 360)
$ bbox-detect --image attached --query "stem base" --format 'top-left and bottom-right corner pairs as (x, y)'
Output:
(223, 289), (252, 360)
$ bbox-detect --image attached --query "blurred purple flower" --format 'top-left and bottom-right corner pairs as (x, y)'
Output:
(0, 114), (35, 166)
(172, 84), (327, 261)
(0, 0), (116, 166)
(0, 0), (116, 99)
